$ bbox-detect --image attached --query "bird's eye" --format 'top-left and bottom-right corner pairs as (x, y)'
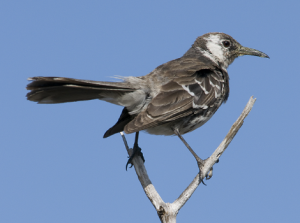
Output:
(222, 41), (231, 48)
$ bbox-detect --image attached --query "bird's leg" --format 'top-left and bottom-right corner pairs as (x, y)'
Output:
(174, 129), (209, 184)
(126, 131), (145, 170)
(174, 129), (204, 168)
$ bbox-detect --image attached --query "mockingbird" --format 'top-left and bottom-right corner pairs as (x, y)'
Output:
(26, 32), (269, 173)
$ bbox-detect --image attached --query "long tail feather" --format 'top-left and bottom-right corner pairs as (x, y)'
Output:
(26, 76), (135, 104)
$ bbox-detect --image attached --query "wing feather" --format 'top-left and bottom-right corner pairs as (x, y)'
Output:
(124, 59), (228, 134)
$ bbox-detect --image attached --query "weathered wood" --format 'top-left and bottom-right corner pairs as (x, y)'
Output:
(173, 96), (256, 212)
(120, 96), (256, 223)
(121, 132), (165, 211)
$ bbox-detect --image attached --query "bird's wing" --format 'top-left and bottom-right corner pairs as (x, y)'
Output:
(124, 59), (228, 134)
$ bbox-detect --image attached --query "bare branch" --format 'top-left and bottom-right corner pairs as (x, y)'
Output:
(120, 132), (165, 212)
(173, 96), (256, 211)
(202, 96), (256, 176)
(120, 96), (256, 222)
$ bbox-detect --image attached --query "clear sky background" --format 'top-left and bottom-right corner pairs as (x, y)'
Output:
(1, 0), (299, 222)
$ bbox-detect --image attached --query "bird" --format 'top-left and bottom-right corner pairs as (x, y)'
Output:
(26, 32), (269, 173)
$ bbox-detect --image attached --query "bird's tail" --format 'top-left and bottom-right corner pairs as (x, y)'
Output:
(26, 76), (137, 105)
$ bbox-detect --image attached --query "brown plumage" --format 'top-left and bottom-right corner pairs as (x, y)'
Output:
(26, 32), (269, 171)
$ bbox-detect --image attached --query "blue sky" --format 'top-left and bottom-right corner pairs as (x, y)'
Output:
(1, 0), (299, 222)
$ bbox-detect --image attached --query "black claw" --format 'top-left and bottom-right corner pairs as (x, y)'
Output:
(126, 152), (135, 170)
(125, 159), (133, 170)
(126, 154), (134, 170)
(199, 168), (207, 185)
(201, 177), (207, 186)
(125, 144), (145, 171)
(196, 160), (208, 185)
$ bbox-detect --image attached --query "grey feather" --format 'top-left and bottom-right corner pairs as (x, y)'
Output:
(26, 32), (267, 137)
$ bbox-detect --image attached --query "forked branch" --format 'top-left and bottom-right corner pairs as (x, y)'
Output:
(120, 96), (256, 223)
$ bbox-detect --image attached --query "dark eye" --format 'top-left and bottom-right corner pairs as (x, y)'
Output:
(222, 41), (231, 48)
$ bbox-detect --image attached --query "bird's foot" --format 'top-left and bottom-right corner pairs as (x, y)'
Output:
(195, 158), (207, 185)
(204, 158), (219, 180)
(206, 167), (213, 180)
(126, 143), (145, 170)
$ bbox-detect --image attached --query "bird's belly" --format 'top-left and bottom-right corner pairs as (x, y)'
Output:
(144, 122), (176, 136)
(144, 99), (223, 136)
(180, 114), (211, 134)
(143, 113), (211, 136)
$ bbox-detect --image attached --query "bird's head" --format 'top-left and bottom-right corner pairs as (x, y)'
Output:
(193, 32), (269, 69)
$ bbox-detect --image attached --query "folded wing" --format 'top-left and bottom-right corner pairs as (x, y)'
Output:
(124, 67), (228, 133)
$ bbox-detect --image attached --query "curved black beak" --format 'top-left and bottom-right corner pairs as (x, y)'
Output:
(239, 46), (269, 58)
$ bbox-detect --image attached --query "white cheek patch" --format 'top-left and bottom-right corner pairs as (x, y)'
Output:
(204, 35), (225, 62)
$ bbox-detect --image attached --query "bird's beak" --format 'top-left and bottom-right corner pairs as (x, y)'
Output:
(238, 46), (269, 58)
